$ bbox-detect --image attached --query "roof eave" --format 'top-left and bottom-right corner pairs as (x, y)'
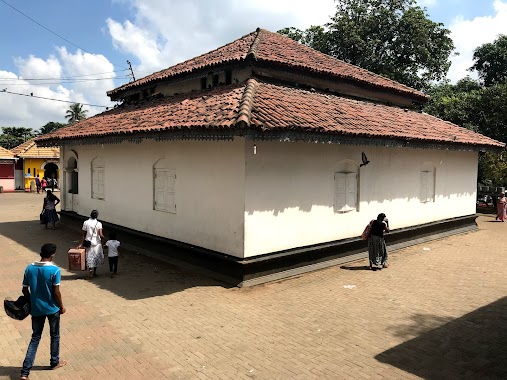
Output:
(36, 128), (503, 153)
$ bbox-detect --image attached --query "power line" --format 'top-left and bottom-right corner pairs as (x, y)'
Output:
(0, 77), (130, 85)
(0, 89), (111, 108)
(0, 79), (130, 86)
(0, 70), (129, 81)
(0, 0), (128, 70)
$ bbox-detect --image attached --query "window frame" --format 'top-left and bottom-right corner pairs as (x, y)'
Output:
(420, 163), (436, 203)
(334, 171), (359, 213)
(153, 159), (176, 214)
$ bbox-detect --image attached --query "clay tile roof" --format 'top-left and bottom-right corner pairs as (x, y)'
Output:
(38, 84), (247, 142)
(38, 79), (504, 150)
(248, 81), (503, 148)
(11, 139), (34, 155)
(0, 146), (15, 159)
(107, 29), (428, 102)
(13, 138), (60, 158)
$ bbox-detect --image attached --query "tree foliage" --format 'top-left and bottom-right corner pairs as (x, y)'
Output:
(65, 103), (88, 124)
(278, 0), (454, 90)
(470, 34), (507, 86)
(0, 127), (36, 149)
(40, 121), (66, 135)
(425, 79), (507, 143)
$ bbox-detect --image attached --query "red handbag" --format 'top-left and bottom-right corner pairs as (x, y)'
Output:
(361, 220), (374, 240)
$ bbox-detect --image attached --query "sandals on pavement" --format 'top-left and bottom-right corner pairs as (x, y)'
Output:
(51, 359), (67, 370)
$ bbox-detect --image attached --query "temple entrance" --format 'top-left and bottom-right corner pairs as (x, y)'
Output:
(43, 162), (59, 188)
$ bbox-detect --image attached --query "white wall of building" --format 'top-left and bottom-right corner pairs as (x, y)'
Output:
(62, 139), (246, 258)
(60, 138), (479, 259)
(243, 140), (478, 257)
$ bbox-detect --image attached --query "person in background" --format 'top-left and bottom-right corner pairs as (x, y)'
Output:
(20, 243), (67, 380)
(42, 190), (60, 230)
(368, 213), (390, 271)
(79, 210), (105, 278)
(496, 193), (507, 222)
(35, 175), (41, 194)
(104, 231), (121, 278)
(50, 174), (56, 192)
(41, 177), (47, 192)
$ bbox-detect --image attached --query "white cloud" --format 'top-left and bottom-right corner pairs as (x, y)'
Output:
(107, 0), (337, 77)
(14, 55), (61, 80)
(418, 0), (437, 6)
(448, 0), (507, 82)
(0, 49), (117, 131)
(106, 18), (166, 74)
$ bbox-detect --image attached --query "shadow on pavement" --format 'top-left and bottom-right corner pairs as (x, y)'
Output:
(340, 265), (371, 271)
(376, 296), (507, 379)
(0, 365), (48, 380)
(0, 220), (231, 300)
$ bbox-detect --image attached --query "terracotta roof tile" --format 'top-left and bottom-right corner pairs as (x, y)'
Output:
(38, 79), (503, 149)
(0, 146), (15, 159)
(108, 29), (427, 101)
(249, 81), (502, 148)
(108, 31), (257, 96)
(13, 138), (60, 158)
(39, 84), (246, 141)
(11, 139), (34, 155)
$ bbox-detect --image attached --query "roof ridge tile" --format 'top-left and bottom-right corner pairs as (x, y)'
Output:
(246, 27), (263, 61)
(236, 78), (259, 127)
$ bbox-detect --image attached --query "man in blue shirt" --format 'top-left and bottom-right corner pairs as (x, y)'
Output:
(20, 243), (67, 380)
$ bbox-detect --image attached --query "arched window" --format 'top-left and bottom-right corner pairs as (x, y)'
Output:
(91, 157), (105, 200)
(420, 162), (435, 203)
(334, 160), (359, 213)
(153, 159), (176, 213)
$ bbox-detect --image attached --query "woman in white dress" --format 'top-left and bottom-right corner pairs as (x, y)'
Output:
(79, 210), (105, 278)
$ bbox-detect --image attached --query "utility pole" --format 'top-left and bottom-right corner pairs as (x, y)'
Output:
(127, 60), (136, 82)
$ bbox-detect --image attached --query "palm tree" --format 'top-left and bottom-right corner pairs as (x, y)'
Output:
(65, 103), (88, 124)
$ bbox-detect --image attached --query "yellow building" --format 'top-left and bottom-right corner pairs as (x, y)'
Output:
(12, 139), (60, 191)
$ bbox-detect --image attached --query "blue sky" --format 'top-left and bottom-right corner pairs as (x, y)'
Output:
(1, 0), (507, 130)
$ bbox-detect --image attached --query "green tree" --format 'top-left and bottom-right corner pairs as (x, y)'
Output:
(65, 103), (88, 124)
(0, 127), (36, 149)
(39, 121), (66, 135)
(426, 79), (507, 144)
(478, 151), (507, 186)
(425, 78), (507, 185)
(278, 0), (454, 90)
(470, 35), (507, 86)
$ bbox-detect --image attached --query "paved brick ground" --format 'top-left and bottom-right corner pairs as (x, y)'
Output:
(1, 192), (506, 379)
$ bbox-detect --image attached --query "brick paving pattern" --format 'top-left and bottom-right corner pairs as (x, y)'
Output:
(1, 192), (506, 379)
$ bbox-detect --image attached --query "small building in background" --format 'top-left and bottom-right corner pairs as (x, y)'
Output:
(11, 139), (60, 191)
(0, 146), (16, 192)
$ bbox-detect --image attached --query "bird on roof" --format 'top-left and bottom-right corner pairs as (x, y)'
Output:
(359, 152), (370, 167)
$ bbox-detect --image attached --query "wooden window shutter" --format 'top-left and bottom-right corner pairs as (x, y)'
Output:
(154, 168), (176, 213)
(346, 173), (357, 209)
(334, 173), (347, 211)
(420, 171), (429, 202)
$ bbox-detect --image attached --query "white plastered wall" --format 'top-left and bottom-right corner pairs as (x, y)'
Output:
(244, 140), (478, 257)
(61, 138), (246, 258)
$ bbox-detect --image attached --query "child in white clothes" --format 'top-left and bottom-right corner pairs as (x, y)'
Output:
(104, 232), (121, 278)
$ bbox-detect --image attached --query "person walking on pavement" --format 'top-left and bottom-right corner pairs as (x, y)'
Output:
(79, 210), (105, 278)
(42, 190), (60, 230)
(496, 193), (507, 222)
(20, 243), (67, 380)
(368, 213), (390, 270)
(35, 175), (41, 194)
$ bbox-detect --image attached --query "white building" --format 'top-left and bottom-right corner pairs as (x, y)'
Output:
(38, 29), (503, 285)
